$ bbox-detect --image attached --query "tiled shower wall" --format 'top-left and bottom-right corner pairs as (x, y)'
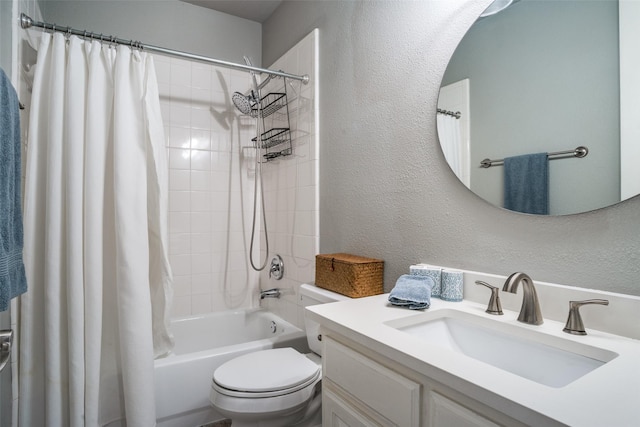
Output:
(258, 30), (319, 328)
(157, 56), (260, 317)
(159, 29), (318, 322)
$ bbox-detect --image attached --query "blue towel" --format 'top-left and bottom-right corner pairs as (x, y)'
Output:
(0, 68), (27, 311)
(503, 152), (549, 215)
(388, 274), (433, 310)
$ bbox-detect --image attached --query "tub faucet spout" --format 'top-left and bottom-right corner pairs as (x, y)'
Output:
(502, 272), (543, 325)
(260, 288), (281, 300)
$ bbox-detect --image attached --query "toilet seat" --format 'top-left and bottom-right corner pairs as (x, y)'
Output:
(212, 348), (321, 398)
(210, 348), (322, 423)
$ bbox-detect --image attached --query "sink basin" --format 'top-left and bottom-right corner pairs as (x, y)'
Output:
(385, 309), (618, 388)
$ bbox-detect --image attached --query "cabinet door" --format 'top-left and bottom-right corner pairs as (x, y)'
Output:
(324, 338), (421, 426)
(323, 387), (383, 427)
(429, 391), (501, 427)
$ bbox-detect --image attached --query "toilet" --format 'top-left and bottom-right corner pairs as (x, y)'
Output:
(209, 284), (349, 426)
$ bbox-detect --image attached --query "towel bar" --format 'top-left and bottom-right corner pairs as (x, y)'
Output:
(480, 146), (588, 168)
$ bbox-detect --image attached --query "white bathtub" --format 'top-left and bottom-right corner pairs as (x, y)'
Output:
(155, 309), (308, 427)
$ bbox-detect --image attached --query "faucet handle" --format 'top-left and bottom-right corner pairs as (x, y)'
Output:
(563, 299), (609, 335)
(475, 281), (503, 315)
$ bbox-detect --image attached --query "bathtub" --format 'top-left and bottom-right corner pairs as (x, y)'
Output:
(155, 309), (308, 427)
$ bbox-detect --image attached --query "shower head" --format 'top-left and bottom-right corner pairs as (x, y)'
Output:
(232, 91), (255, 115)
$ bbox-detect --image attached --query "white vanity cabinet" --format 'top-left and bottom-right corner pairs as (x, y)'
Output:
(321, 336), (528, 427)
(322, 337), (420, 426)
(309, 287), (640, 426)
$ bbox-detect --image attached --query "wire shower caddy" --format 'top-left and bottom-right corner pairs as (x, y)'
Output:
(251, 77), (293, 161)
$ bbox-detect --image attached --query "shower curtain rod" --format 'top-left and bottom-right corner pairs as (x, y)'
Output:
(437, 108), (461, 119)
(19, 13), (309, 84)
(480, 146), (589, 168)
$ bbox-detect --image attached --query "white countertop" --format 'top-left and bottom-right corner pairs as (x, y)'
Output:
(307, 294), (640, 426)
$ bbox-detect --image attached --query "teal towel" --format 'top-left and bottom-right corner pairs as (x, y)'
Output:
(0, 68), (27, 311)
(504, 152), (549, 215)
(388, 274), (433, 310)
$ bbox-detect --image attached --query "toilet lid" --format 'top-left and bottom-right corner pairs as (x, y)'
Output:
(213, 348), (320, 393)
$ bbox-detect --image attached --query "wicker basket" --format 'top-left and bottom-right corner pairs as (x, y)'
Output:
(315, 253), (384, 298)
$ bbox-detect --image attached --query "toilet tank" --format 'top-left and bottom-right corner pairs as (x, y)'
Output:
(300, 284), (350, 355)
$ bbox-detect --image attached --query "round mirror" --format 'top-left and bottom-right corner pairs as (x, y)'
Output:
(438, 0), (639, 215)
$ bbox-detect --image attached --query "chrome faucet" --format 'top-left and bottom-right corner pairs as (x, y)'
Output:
(260, 288), (281, 300)
(502, 272), (543, 325)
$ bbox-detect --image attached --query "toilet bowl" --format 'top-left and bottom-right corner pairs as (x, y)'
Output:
(209, 284), (348, 426)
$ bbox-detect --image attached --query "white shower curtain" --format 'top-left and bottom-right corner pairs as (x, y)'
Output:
(437, 113), (468, 186)
(19, 32), (173, 426)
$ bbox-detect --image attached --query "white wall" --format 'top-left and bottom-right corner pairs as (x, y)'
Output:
(263, 0), (640, 297)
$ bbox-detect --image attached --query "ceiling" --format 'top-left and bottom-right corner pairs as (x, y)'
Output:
(180, 0), (282, 23)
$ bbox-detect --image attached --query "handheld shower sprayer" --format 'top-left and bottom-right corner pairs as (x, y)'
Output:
(232, 91), (256, 115)
(231, 71), (275, 116)
(238, 56), (270, 272)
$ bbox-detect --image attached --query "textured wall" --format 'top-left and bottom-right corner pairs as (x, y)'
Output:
(263, 0), (640, 296)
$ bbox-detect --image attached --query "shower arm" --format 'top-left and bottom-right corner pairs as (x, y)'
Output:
(246, 74), (274, 97)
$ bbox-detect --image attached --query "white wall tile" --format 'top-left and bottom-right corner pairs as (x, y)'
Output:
(191, 294), (212, 314)
(192, 273), (213, 295)
(191, 108), (211, 130)
(172, 275), (192, 297)
(190, 150), (211, 171)
(165, 33), (317, 319)
(169, 104), (191, 127)
(190, 191), (211, 212)
(191, 233), (212, 254)
(169, 126), (191, 148)
(169, 191), (190, 212)
(169, 233), (191, 255)
(191, 256), (211, 276)
(191, 129), (211, 151)
(170, 254), (192, 276)
(257, 30), (319, 325)
(169, 170), (190, 191)
(170, 59), (191, 87)
(191, 65), (212, 90)
(169, 212), (190, 234)
(190, 212), (211, 233)
(191, 170), (211, 191)
(169, 148), (191, 170)
(155, 59), (171, 85)
(171, 296), (192, 317)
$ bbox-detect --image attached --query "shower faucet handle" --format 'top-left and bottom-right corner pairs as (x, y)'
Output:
(269, 254), (284, 280)
(475, 281), (503, 315)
